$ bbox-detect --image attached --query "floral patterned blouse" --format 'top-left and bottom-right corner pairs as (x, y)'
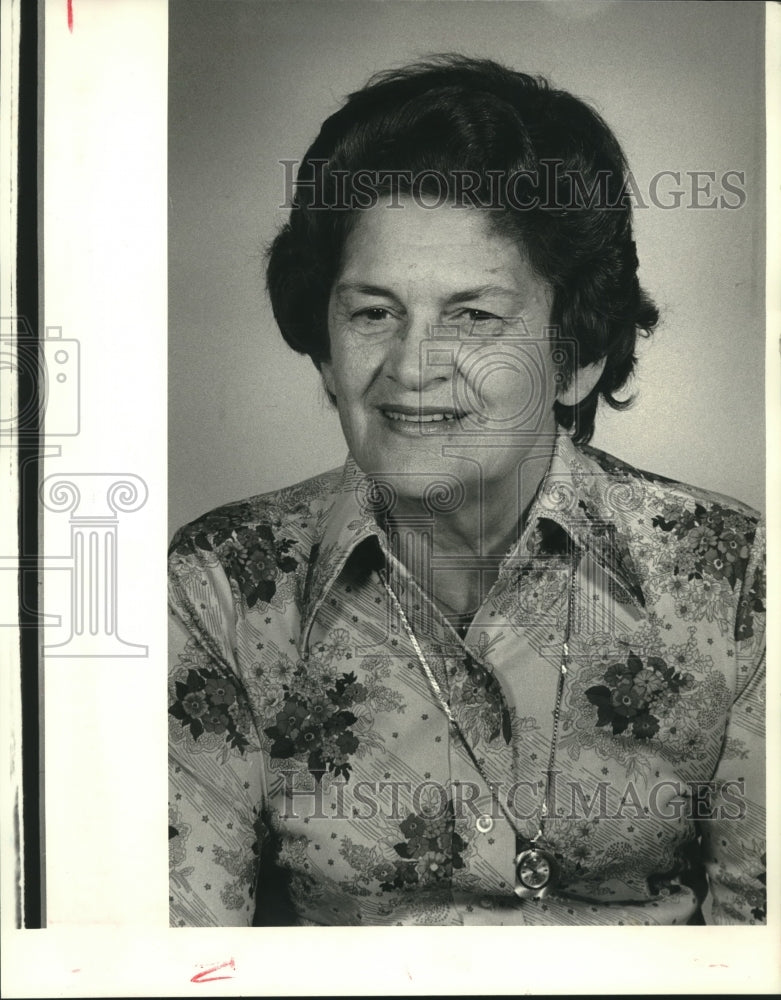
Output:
(168, 432), (766, 926)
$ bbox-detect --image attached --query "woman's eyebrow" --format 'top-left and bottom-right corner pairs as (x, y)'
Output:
(333, 282), (399, 299)
(333, 282), (521, 303)
(445, 285), (520, 304)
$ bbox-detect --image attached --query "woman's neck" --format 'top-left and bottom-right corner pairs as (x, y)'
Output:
(384, 448), (552, 617)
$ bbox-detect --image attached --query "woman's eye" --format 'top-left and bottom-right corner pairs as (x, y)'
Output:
(354, 307), (392, 322)
(349, 306), (400, 335)
(463, 309), (504, 334)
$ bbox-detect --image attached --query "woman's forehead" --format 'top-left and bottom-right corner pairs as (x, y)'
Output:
(336, 198), (530, 285)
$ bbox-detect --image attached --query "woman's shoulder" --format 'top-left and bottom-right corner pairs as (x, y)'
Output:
(576, 442), (765, 644)
(577, 442), (762, 525)
(168, 465), (345, 557)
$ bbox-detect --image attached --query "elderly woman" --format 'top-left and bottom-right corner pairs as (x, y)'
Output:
(168, 57), (765, 926)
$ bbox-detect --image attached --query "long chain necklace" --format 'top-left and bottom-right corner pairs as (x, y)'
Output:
(379, 559), (576, 900)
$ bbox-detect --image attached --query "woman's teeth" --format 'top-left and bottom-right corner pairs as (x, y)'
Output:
(384, 411), (460, 422)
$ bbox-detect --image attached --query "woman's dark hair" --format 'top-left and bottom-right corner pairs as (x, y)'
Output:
(266, 55), (658, 443)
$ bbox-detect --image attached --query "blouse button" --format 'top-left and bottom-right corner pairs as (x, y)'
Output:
(476, 814), (494, 834)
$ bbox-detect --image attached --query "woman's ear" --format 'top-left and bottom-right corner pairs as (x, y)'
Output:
(556, 357), (607, 406)
(320, 361), (336, 399)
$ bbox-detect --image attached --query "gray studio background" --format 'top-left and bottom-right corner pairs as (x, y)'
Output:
(168, 0), (765, 541)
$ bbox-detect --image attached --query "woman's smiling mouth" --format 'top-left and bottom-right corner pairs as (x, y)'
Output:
(379, 405), (469, 429)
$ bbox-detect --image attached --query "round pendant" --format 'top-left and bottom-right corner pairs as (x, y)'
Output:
(514, 847), (558, 897)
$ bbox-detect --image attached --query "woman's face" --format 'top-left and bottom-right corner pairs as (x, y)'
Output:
(323, 197), (559, 506)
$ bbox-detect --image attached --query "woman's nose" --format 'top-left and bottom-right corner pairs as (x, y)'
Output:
(384, 315), (453, 390)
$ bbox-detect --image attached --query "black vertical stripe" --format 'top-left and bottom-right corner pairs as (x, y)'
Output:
(16, 0), (43, 929)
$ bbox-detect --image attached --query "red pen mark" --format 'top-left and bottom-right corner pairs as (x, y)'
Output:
(191, 958), (235, 984)
(67, 0), (73, 33)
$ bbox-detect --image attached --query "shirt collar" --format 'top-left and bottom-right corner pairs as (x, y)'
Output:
(299, 457), (387, 652)
(300, 433), (646, 651)
(522, 433), (647, 608)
